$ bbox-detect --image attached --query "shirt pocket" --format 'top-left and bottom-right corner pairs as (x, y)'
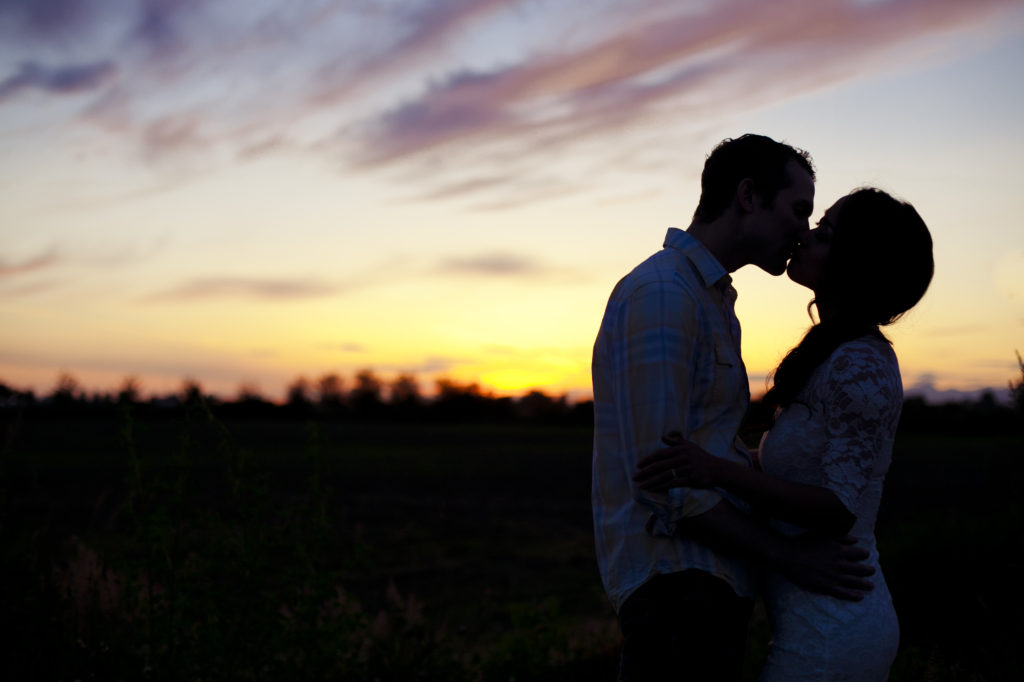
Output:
(702, 341), (743, 414)
(713, 341), (737, 367)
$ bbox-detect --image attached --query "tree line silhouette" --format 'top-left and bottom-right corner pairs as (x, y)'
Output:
(0, 370), (593, 425)
(2, 354), (1022, 431)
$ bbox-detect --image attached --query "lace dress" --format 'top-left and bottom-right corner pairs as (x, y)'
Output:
(758, 336), (902, 681)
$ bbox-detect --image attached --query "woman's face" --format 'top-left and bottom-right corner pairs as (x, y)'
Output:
(787, 196), (844, 292)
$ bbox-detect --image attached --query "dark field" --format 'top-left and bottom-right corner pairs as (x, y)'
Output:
(1, 410), (1021, 680)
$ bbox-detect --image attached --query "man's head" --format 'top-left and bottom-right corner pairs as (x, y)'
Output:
(694, 134), (815, 222)
(693, 134), (815, 275)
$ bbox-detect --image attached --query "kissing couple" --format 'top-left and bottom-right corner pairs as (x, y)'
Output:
(592, 134), (933, 680)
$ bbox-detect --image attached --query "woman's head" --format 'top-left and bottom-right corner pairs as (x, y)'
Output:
(787, 187), (934, 326)
(764, 188), (934, 410)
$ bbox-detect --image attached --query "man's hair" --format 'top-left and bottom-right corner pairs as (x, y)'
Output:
(693, 134), (815, 223)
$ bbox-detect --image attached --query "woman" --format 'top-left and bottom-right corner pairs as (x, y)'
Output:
(634, 187), (934, 680)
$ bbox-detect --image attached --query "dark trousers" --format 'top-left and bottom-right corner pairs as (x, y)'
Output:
(617, 569), (753, 682)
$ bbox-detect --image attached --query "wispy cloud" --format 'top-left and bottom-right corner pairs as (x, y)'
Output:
(0, 0), (105, 44)
(0, 61), (116, 103)
(904, 374), (1012, 404)
(146, 277), (343, 302)
(350, 0), (1020, 169)
(139, 113), (206, 159)
(0, 241), (168, 298)
(0, 248), (61, 278)
(310, 0), (525, 107)
(438, 252), (547, 277)
(0, 279), (64, 298)
(1, 0), (1019, 199)
(373, 355), (467, 375)
(404, 174), (511, 203)
(319, 342), (367, 354)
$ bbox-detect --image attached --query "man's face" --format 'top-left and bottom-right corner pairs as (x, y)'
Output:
(746, 161), (815, 276)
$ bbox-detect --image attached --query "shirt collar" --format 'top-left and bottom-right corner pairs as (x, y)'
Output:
(663, 227), (730, 290)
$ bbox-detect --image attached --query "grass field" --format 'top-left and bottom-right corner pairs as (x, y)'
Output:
(1, 409), (1021, 680)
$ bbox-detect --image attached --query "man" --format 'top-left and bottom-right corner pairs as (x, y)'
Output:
(591, 134), (873, 680)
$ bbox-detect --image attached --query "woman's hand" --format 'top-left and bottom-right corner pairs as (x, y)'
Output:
(633, 432), (721, 492)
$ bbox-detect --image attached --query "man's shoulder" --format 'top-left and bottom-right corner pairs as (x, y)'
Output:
(613, 247), (702, 299)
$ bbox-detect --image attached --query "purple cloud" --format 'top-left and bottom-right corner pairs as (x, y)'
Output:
(311, 0), (524, 104)
(130, 0), (192, 59)
(1, 0), (1019, 198)
(0, 61), (115, 103)
(357, 72), (511, 166)
(350, 0), (1019, 169)
(0, 0), (98, 41)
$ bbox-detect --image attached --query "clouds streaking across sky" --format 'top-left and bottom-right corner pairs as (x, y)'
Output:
(2, 0), (1023, 400)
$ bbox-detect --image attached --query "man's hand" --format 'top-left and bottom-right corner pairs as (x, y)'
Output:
(779, 534), (875, 602)
(633, 432), (720, 491)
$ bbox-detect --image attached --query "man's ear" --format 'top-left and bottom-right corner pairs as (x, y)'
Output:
(736, 178), (756, 213)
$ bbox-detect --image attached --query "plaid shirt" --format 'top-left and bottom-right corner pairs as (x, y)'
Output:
(592, 228), (754, 612)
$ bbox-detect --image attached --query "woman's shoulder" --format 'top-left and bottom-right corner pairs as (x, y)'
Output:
(821, 333), (902, 394)
(833, 333), (897, 361)
(831, 333), (897, 358)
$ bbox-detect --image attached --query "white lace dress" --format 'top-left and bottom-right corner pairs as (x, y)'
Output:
(758, 336), (902, 681)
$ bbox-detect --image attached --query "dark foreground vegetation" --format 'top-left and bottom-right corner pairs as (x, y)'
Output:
(1, 376), (1022, 680)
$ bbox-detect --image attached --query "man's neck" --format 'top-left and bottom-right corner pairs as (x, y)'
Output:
(686, 218), (743, 273)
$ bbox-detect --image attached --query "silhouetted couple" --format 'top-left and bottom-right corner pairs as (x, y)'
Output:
(592, 134), (933, 680)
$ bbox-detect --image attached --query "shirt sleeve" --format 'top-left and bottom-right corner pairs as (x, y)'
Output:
(819, 344), (902, 514)
(621, 280), (723, 535)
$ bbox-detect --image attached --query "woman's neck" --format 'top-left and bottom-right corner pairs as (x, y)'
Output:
(813, 294), (839, 322)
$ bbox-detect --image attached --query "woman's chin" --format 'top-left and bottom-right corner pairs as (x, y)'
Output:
(786, 264), (810, 289)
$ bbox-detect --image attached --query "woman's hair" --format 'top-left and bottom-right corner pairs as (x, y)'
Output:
(763, 187), (934, 409)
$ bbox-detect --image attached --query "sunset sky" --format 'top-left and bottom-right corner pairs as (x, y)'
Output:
(2, 0), (1023, 402)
